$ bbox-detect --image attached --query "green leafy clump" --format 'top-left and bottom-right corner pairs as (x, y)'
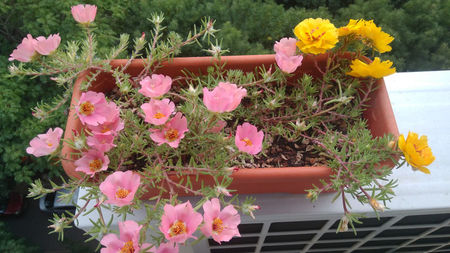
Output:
(0, 222), (39, 253)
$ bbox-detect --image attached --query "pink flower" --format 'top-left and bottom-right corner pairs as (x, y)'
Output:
(235, 123), (264, 155)
(207, 120), (227, 133)
(155, 242), (179, 253)
(99, 171), (141, 207)
(75, 149), (109, 177)
(275, 53), (303, 74)
(139, 74), (172, 98)
(201, 198), (241, 244)
(9, 34), (37, 62)
(86, 134), (116, 153)
(34, 34), (61, 55)
(159, 201), (203, 243)
(88, 103), (124, 136)
(100, 220), (150, 253)
(26, 127), (63, 157)
(274, 37), (297, 56)
(71, 4), (97, 24)
(150, 113), (188, 148)
(75, 91), (111, 126)
(141, 98), (175, 125)
(203, 82), (247, 113)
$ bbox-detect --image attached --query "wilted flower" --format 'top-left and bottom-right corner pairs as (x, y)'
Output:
(207, 120), (227, 133)
(398, 132), (435, 174)
(26, 127), (63, 157)
(370, 198), (385, 212)
(71, 4), (97, 25)
(99, 171), (141, 207)
(216, 186), (232, 197)
(242, 204), (260, 219)
(339, 216), (349, 232)
(235, 123), (264, 155)
(201, 198), (241, 244)
(159, 201), (203, 243)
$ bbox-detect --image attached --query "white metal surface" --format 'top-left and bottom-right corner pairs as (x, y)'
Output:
(76, 70), (450, 253)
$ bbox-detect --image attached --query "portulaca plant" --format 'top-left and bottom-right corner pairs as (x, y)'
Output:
(9, 4), (435, 252)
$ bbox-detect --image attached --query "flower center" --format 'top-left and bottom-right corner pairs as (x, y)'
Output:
(306, 27), (325, 41)
(89, 159), (102, 172)
(413, 143), (426, 156)
(164, 129), (179, 142)
(154, 112), (165, 119)
(241, 138), (252, 146)
(212, 217), (224, 234)
(80, 101), (95, 115)
(169, 220), (187, 237)
(47, 142), (53, 147)
(101, 126), (111, 133)
(120, 240), (135, 253)
(116, 188), (129, 199)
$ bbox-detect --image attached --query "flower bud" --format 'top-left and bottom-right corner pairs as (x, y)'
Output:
(243, 204), (260, 219)
(339, 216), (349, 232)
(49, 217), (66, 233)
(370, 198), (385, 212)
(388, 140), (396, 149)
(262, 67), (273, 83)
(216, 186), (232, 197)
(74, 135), (86, 150)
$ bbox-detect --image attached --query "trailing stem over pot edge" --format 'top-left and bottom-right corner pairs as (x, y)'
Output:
(9, 5), (435, 251)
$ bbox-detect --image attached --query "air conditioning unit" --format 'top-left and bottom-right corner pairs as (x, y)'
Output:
(75, 70), (450, 253)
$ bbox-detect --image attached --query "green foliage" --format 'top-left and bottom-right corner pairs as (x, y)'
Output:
(0, 57), (66, 198)
(0, 222), (39, 253)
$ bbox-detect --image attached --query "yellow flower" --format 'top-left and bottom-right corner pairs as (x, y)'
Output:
(358, 20), (394, 53)
(293, 18), (339, 55)
(346, 57), (396, 78)
(398, 132), (435, 174)
(338, 19), (394, 53)
(338, 19), (364, 37)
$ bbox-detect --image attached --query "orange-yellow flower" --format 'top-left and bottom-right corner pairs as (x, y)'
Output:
(398, 132), (435, 174)
(293, 18), (339, 55)
(338, 19), (394, 53)
(338, 19), (364, 37)
(346, 57), (396, 78)
(358, 20), (394, 53)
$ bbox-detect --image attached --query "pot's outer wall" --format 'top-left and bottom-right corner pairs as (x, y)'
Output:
(62, 55), (399, 196)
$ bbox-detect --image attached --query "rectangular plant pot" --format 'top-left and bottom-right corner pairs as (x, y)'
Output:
(61, 54), (399, 196)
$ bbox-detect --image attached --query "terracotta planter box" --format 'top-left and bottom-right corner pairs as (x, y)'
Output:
(61, 54), (399, 196)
